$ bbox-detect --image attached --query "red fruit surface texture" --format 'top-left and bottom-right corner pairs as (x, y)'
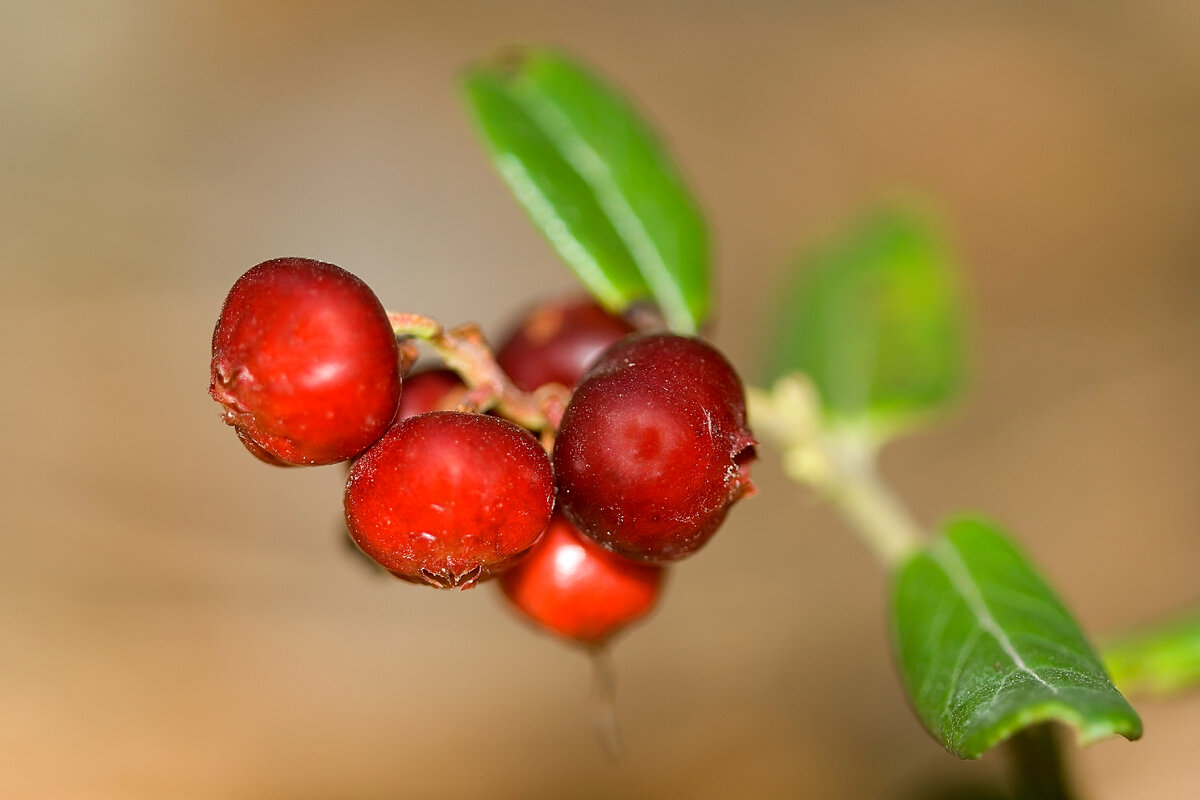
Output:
(496, 297), (635, 391)
(210, 257), (401, 466)
(345, 411), (555, 589)
(553, 334), (757, 563)
(499, 514), (664, 645)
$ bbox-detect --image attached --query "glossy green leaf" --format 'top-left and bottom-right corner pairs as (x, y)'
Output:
(462, 48), (709, 334)
(766, 208), (965, 436)
(1104, 610), (1200, 697)
(891, 517), (1141, 759)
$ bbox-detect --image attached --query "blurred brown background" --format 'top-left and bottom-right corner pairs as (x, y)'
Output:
(2, 1), (1198, 798)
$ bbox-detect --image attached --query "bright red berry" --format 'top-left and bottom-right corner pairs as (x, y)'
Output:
(553, 334), (757, 563)
(210, 257), (401, 466)
(496, 296), (635, 391)
(345, 411), (554, 588)
(395, 368), (466, 421)
(338, 369), (468, 575)
(499, 513), (665, 645)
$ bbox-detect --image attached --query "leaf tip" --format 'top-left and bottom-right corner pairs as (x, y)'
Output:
(472, 44), (539, 81)
(954, 702), (1142, 760)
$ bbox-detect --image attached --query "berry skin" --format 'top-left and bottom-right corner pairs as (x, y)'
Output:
(499, 513), (664, 646)
(552, 334), (757, 563)
(210, 257), (401, 466)
(345, 411), (554, 589)
(496, 296), (635, 391)
(395, 368), (466, 421)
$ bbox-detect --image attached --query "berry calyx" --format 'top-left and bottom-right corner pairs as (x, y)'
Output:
(553, 333), (757, 563)
(210, 257), (401, 466)
(496, 296), (635, 391)
(345, 411), (554, 589)
(499, 513), (665, 645)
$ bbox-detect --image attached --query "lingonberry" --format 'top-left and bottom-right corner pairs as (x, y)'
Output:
(553, 333), (757, 563)
(210, 257), (401, 466)
(345, 411), (554, 588)
(496, 296), (635, 391)
(338, 368), (469, 574)
(499, 513), (665, 645)
(395, 368), (466, 421)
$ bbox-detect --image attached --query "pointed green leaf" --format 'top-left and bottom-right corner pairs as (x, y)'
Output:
(766, 208), (965, 437)
(1104, 610), (1200, 697)
(462, 48), (709, 334)
(891, 517), (1141, 759)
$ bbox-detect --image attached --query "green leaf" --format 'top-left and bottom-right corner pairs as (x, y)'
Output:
(461, 48), (709, 334)
(766, 207), (966, 436)
(891, 517), (1142, 759)
(1104, 610), (1200, 697)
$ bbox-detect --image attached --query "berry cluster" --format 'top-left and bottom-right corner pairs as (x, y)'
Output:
(210, 257), (756, 646)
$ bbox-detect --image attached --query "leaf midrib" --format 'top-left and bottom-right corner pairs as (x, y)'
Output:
(511, 80), (695, 334)
(930, 537), (1059, 700)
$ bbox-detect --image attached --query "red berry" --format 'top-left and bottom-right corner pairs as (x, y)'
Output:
(395, 368), (466, 421)
(499, 513), (664, 645)
(338, 369), (469, 576)
(345, 411), (554, 589)
(553, 334), (757, 563)
(496, 296), (635, 391)
(210, 257), (401, 466)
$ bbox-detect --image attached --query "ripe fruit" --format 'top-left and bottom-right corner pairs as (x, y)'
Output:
(345, 411), (554, 588)
(496, 296), (635, 391)
(499, 514), (665, 645)
(395, 368), (466, 421)
(210, 257), (401, 466)
(553, 334), (757, 563)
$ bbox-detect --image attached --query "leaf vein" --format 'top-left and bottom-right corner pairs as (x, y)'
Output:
(517, 87), (694, 332)
(931, 537), (1059, 696)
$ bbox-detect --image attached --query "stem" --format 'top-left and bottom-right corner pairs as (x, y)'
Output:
(821, 433), (922, 568)
(588, 647), (623, 762)
(748, 381), (922, 568)
(387, 311), (570, 434)
(1006, 725), (1077, 800)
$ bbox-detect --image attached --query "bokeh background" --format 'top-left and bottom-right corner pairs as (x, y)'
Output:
(2, 1), (1198, 798)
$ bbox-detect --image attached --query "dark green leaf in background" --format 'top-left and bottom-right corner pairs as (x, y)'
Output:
(766, 208), (965, 436)
(462, 48), (709, 334)
(891, 517), (1142, 759)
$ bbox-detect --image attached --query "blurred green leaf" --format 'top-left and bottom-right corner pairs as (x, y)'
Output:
(766, 208), (965, 436)
(462, 48), (709, 334)
(1104, 609), (1200, 697)
(891, 517), (1141, 759)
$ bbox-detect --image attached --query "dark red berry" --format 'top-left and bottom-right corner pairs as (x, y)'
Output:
(210, 257), (401, 466)
(499, 513), (664, 645)
(553, 334), (757, 563)
(496, 296), (635, 391)
(395, 368), (466, 421)
(345, 411), (554, 589)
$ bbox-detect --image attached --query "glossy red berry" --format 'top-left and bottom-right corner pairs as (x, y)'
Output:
(553, 333), (757, 563)
(210, 257), (401, 466)
(395, 368), (466, 421)
(345, 411), (554, 588)
(499, 514), (665, 645)
(337, 368), (469, 575)
(496, 296), (635, 391)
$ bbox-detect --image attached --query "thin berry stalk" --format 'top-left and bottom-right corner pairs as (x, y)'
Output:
(388, 311), (570, 433)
